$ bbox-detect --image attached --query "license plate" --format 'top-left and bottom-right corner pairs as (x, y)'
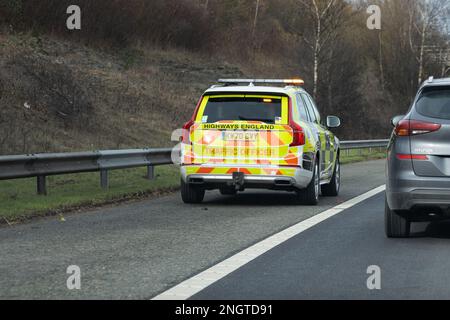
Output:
(222, 131), (258, 141)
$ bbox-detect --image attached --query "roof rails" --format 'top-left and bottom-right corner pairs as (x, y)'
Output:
(217, 78), (305, 87)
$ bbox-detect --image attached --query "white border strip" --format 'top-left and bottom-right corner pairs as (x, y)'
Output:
(152, 185), (386, 300)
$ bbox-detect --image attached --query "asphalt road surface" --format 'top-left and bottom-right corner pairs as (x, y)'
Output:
(192, 191), (450, 300)
(0, 159), (403, 299)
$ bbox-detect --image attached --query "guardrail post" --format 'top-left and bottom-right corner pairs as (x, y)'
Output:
(146, 165), (154, 180)
(37, 175), (47, 195)
(100, 169), (109, 190)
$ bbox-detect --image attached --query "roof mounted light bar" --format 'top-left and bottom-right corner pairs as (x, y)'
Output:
(217, 78), (305, 86)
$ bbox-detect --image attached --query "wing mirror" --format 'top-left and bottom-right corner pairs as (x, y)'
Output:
(326, 115), (341, 128)
(391, 115), (405, 127)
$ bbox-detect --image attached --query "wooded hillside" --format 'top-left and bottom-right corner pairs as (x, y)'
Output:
(0, 0), (449, 154)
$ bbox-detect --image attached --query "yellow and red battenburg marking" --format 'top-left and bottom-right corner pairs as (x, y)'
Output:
(184, 166), (297, 177)
(181, 94), (303, 173)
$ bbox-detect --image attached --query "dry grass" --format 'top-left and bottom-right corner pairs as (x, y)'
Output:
(0, 31), (243, 155)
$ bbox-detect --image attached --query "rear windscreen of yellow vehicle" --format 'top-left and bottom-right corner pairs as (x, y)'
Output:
(184, 94), (296, 165)
(200, 97), (282, 124)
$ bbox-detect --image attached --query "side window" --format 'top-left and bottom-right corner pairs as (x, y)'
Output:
(296, 94), (310, 122)
(301, 94), (317, 123)
(305, 94), (321, 124)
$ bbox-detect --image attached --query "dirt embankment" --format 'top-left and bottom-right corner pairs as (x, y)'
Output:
(0, 32), (243, 155)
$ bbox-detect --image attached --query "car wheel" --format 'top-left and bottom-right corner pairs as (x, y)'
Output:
(297, 159), (320, 205)
(385, 196), (410, 238)
(219, 186), (237, 196)
(181, 179), (205, 203)
(321, 156), (340, 196)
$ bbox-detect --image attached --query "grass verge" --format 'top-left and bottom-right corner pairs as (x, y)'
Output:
(0, 165), (179, 224)
(340, 148), (386, 164)
(0, 148), (385, 225)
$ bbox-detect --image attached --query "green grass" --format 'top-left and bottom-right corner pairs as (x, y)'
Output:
(0, 149), (386, 224)
(340, 148), (386, 164)
(0, 165), (179, 223)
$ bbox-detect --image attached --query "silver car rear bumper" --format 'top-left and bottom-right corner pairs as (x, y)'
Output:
(388, 186), (450, 211)
(387, 152), (450, 211)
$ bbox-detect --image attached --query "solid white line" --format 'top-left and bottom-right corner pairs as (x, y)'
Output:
(151, 184), (386, 300)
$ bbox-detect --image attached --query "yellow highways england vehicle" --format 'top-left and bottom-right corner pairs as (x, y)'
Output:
(180, 78), (342, 205)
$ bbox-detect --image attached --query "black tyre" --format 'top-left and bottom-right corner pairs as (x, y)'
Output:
(385, 196), (410, 238)
(321, 156), (340, 196)
(219, 186), (237, 196)
(181, 179), (205, 203)
(296, 160), (320, 205)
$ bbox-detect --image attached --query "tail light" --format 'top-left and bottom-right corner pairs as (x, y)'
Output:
(181, 97), (204, 144)
(182, 119), (194, 144)
(396, 154), (429, 160)
(290, 120), (305, 146)
(395, 120), (441, 136)
(288, 98), (305, 146)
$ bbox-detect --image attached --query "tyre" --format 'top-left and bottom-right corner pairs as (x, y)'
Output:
(181, 179), (205, 203)
(385, 196), (410, 238)
(219, 186), (237, 196)
(321, 156), (340, 196)
(296, 159), (320, 205)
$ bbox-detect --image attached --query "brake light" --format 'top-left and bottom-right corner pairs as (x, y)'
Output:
(182, 119), (194, 143)
(394, 120), (410, 136)
(181, 97), (204, 144)
(288, 98), (305, 146)
(395, 120), (441, 136)
(396, 154), (429, 160)
(290, 121), (306, 146)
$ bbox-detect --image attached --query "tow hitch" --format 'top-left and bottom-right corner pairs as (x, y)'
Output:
(231, 172), (245, 191)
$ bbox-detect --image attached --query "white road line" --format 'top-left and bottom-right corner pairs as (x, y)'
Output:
(152, 185), (386, 300)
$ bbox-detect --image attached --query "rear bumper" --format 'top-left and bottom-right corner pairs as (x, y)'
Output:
(387, 170), (450, 216)
(181, 165), (312, 190)
(388, 187), (450, 211)
(387, 143), (450, 212)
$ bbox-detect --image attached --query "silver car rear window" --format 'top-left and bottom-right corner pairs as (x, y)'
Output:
(416, 86), (450, 120)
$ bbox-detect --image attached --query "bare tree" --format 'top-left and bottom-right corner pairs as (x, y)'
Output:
(252, 0), (261, 38)
(297, 0), (346, 99)
(409, 0), (450, 84)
